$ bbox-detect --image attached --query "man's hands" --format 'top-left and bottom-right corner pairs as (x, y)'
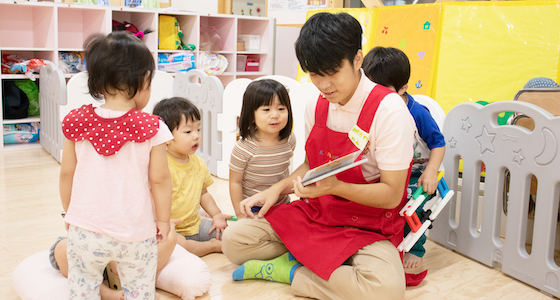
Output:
(239, 187), (282, 218)
(292, 175), (339, 199)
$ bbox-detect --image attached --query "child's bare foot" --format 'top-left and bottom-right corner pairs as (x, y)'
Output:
(100, 282), (125, 300)
(403, 253), (423, 269)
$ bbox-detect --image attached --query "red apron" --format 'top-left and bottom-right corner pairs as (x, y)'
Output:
(266, 85), (427, 283)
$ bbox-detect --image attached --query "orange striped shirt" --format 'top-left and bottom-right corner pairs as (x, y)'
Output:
(229, 132), (296, 205)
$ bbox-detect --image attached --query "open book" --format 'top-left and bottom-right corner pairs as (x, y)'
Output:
(301, 150), (368, 186)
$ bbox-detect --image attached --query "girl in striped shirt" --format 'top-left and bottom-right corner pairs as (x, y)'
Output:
(229, 79), (296, 218)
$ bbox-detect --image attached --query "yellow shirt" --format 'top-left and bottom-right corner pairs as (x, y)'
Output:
(168, 154), (214, 236)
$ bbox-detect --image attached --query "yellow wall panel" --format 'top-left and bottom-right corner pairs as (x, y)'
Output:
(372, 4), (442, 96)
(434, 1), (560, 113)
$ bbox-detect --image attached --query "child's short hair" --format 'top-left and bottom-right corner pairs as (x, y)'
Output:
(295, 12), (362, 75)
(362, 46), (411, 92)
(153, 97), (201, 132)
(84, 31), (155, 100)
(239, 79), (293, 141)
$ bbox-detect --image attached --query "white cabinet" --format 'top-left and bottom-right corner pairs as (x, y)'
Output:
(0, 2), (275, 151)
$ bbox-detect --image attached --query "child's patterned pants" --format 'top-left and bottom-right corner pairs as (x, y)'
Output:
(67, 225), (158, 299)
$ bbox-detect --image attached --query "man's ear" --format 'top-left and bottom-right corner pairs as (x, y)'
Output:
(354, 49), (364, 70)
(398, 83), (408, 95)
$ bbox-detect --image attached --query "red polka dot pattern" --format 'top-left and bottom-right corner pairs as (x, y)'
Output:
(62, 104), (160, 156)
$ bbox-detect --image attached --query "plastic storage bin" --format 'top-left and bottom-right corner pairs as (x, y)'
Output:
(245, 58), (260, 72)
(238, 35), (260, 52)
(237, 55), (247, 72)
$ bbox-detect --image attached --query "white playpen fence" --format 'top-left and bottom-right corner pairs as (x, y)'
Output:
(39, 68), (224, 176)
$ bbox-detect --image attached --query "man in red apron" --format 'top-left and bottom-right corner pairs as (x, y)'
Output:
(222, 12), (419, 299)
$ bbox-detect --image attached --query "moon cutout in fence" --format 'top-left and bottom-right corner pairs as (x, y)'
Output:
(535, 127), (557, 166)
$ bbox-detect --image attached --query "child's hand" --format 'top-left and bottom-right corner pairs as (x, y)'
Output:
(65, 221), (70, 231)
(209, 213), (232, 240)
(156, 221), (170, 243)
(418, 169), (438, 195)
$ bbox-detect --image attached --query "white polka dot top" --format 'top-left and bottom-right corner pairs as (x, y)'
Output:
(62, 104), (161, 156)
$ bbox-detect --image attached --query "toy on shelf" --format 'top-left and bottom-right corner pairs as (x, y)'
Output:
(58, 52), (86, 74)
(199, 52), (228, 76)
(397, 171), (454, 253)
(1, 54), (53, 81)
(112, 20), (152, 40)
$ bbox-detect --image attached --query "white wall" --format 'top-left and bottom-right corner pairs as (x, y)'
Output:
(274, 26), (301, 79)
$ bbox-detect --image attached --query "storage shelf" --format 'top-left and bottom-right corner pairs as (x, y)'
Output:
(58, 48), (84, 52)
(237, 51), (267, 55)
(0, 74), (38, 79)
(2, 117), (41, 125)
(0, 2), (274, 152)
(236, 72), (269, 76)
(0, 47), (55, 52)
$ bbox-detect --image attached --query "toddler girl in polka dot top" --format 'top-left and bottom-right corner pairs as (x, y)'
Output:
(59, 31), (173, 299)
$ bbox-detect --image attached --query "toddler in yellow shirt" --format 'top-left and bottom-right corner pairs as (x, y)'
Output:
(153, 97), (232, 257)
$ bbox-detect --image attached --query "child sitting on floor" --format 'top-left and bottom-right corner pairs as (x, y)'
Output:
(363, 46), (446, 269)
(153, 97), (232, 257)
(229, 79), (296, 218)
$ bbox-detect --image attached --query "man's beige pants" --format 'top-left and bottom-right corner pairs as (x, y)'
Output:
(222, 217), (405, 300)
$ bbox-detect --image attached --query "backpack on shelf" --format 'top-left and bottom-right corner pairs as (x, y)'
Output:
(2, 80), (29, 120)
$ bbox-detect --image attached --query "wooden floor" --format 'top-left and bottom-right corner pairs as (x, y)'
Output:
(0, 148), (554, 300)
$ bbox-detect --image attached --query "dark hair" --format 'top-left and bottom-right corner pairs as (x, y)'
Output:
(239, 79), (293, 141)
(84, 31), (155, 100)
(295, 12), (362, 75)
(362, 46), (411, 92)
(152, 97), (201, 131)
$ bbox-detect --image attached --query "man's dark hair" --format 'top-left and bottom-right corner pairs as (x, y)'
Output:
(295, 12), (362, 75)
(84, 31), (155, 100)
(362, 46), (411, 92)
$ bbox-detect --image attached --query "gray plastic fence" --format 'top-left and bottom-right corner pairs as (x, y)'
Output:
(430, 101), (560, 297)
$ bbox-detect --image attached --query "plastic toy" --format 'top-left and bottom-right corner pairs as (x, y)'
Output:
(397, 171), (454, 252)
(198, 52), (228, 76)
(230, 215), (237, 221)
(1, 54), (52, 80)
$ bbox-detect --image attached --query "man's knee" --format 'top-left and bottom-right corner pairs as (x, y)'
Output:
(221, 222), (250, 265)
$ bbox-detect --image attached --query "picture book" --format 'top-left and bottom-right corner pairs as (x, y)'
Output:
(301, 150), (368, 186)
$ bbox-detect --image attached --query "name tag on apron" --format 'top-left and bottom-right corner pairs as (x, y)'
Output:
(349, 125), (369, 151)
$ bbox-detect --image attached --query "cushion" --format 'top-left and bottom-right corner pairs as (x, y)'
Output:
(13, 245), (211, 300)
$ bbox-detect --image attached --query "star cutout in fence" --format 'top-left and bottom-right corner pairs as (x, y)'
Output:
(461, 117), (472, 133)
(448, 137), (457, 150)
(475, 126), (496, 155)
(512, 149), (525, 167)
